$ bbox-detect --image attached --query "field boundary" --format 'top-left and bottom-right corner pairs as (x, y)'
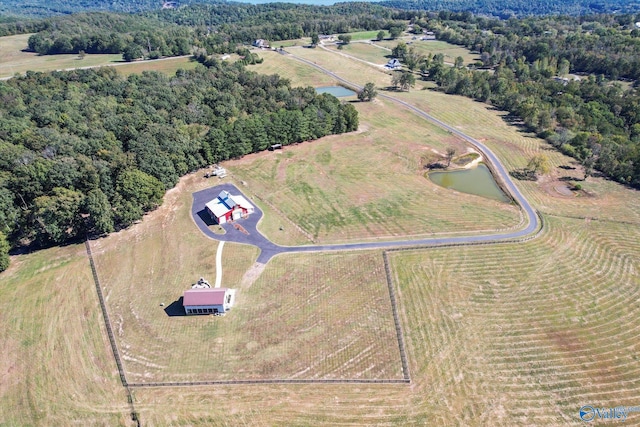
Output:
(128, 378), (409, 388)
(382, 251), (411, 381)
(85, 239), (140, 427)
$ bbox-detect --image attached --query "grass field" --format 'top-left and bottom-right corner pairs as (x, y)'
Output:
(0, 34), (199, 79)
(3, 30), (640, 426)
(90, 170), (402, 383)
(0, 245), (129, 426)
(224, 97), (521, 245)
(114, 56), (199, 77)
(0, 34), (123, 78)
(377, 38), (481, 65)
(388, 214), (640, 425)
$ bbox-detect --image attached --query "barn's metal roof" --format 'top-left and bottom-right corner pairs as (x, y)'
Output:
(183, 288), (228, 306)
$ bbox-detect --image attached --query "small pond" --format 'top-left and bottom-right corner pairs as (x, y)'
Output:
(315, 86), (357, 97)
(428, 164), (510, 202)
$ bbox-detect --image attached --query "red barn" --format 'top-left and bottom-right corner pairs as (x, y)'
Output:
(205, 190), (254, 225)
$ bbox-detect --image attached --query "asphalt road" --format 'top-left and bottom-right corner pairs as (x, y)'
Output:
(191, 51), (540, 263)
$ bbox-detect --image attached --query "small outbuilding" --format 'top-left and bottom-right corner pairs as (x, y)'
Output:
(205, 190), (254, 224)
(183, 287), (235, 315)
(386, 59), (401, 69)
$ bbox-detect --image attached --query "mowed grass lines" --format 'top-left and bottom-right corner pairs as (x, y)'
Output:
(291, 45), (640, 224)
(0, 245), (129, 425)
(0, 34), (122, 78)
(389, 215), (640, 425)
(247, 49), (336, 88)
(225, 99), (521, 244)
(377, 38), (481, 65)
(97, 238), (402, 381)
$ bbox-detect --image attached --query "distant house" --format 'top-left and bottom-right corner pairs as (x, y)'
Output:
(253, 39), (270, 48)
(183, 288), (235, 315)
(319, 34), (335, 41)
(205, 190), (254, 225)
(386, 59), (401, 69)
(421, 31), (436, 40)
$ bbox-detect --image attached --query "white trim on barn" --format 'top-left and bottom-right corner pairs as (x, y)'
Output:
(183, 288), (236, 315)
(205, 190), (254, 224)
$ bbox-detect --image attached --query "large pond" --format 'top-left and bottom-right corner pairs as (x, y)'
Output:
(428, 164), (511, 202)
(316, 86), (357, 97)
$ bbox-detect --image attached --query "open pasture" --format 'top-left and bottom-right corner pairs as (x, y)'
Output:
(247, 49), (336, 88)
(388, 213), (640, 425)
(0, 34), (122, 78)
(325, 41), (391, 66)
(283, 45), (640, 224)
(91, 170), (402, 382)
(377, 38), (481, 65)
(224, 98), (521, 244)
(0, 244), (128, 425)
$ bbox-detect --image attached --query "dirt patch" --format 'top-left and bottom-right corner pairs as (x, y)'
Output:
(239, 262), (266, 288)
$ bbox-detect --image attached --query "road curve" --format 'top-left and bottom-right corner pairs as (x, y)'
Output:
(190, 51), (540, 263)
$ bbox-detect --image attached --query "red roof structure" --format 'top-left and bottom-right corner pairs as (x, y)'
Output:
(183, 288), (228, 306)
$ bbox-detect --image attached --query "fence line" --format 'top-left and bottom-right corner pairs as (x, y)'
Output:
(129, 378), (410, 388)
(85, 239), (140, 426)
(382, 251), (411, 382)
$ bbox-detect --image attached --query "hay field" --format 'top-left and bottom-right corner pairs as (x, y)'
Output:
(224, 97), (521, 244)
(0, 34), (122, 78)
(377, 39), (481, 65)
(387, 213), (640, 425)
(91, 170), (402, 382)
(113, 209), (640, 425)
(0, 245), (129, 425)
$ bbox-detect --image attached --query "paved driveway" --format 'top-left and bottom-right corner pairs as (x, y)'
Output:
(192, 181), (540, 264)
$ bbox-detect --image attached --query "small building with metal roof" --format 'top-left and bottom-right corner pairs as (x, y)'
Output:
(205, 190), (254, 224)
(183, 288), (235, 315)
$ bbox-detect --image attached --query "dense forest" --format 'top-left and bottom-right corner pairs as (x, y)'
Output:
(16, 3), (399, 57)
(381, 0), (640, 18)
(2, 0), (640, 19)
(0, 62), (358, 263)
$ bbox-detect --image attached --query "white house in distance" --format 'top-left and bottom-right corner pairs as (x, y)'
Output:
(183, 288), (235, 315)
(205, 190), (254, 225)
(386, 58), (401, 69)
(253, 39), (269, 48)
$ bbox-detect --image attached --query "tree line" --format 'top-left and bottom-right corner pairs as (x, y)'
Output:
(380, 0), (640, 18)
(17, 3), (403, 59)
(0, 62), (358, 270)
(386, 12), (640, 187)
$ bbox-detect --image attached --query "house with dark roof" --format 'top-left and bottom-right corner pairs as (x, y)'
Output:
(183, 288), (235, 315)
(205, 190), (254, 225)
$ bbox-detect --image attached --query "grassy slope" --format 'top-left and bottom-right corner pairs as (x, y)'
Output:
(92, 172), (402, 382)
(2, 34), (640, 426)
(0, 245), (129, 425)
(238, 50), (521, 245)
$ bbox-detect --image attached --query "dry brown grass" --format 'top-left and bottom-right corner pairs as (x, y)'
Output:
(0, 245), (129, 425)
(90, 172), (402, 383)
(4, 34), (640, 427)
(224, 93), (521, 245)
(0, 34), (123, 78)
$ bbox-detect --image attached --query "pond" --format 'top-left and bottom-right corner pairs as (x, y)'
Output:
(428, 164), (511, 202)
(315, 86), (357, 97)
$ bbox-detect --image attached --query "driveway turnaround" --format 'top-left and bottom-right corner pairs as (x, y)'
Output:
(191, 53), (540, 263)
(192, 181), (539, 264)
